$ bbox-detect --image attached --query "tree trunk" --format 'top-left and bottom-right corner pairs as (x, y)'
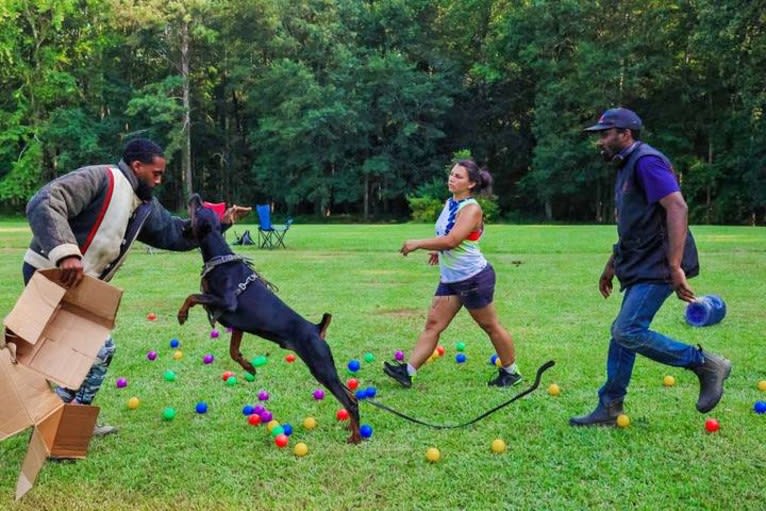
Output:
(181, 20), (193, 199)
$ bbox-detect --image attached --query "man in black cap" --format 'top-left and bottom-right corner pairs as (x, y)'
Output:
(570, 108), (732, 426)
(22, 138), (249, 437)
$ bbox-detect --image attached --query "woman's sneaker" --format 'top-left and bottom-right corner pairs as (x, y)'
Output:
(383, 361), (413, 388)
(488, 369), (522, 387)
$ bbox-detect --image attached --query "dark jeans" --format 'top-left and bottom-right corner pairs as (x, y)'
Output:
(598, 282), (703, 405)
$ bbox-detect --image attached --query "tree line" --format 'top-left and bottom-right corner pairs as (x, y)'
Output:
(1, 0), (763, 224)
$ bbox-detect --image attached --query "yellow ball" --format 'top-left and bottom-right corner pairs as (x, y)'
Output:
(293, 442), (309, 457)
(495, 358), (502, 368)
(548, 383), (561, 396)
(758, 380), (766, 392)
(425, 447), (441, 463)
(491, 438), (507, 453)
(127, 397), (140, 410)
(303, 417), (317, 430)
(616, 414), (630, 428)
(266, 420), (280, 432)
(663, 375), (676, 387)
(173, 350), (183, 360)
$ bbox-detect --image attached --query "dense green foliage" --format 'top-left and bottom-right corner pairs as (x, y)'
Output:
(1, 1), (764, 223)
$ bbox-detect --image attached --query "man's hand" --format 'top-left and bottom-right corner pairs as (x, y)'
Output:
(58, 256), (84, 288)
(599, 259), (615, 298)
(223, 205), (252, 224)
(670, 266), (695, 302)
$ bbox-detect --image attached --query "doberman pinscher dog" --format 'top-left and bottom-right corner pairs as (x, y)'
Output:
(178, 194), (360, 443)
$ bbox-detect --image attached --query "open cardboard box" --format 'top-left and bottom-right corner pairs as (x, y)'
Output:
(3, 268), (123, 389)
(1, 269), (122, 500)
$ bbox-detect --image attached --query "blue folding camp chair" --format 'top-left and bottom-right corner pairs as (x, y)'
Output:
(256, 204), (292, 249)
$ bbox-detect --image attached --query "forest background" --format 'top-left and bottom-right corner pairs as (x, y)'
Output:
(1, 0), (764, 225)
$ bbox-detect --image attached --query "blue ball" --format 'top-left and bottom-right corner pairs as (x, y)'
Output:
(456, 353), (467, 364)
(347, 359), (361, 372)
(242, 404), (255, 416)
(365, 386), (377, 399)
(489, 354), (498, 365)
(170, 338), (181, 348)
(355, 389), (367, 400)
(360, 424), (373, 438)
(195, 401), (208, 414)
(754, 401), (766, 414)
(282, 423), (293, 436)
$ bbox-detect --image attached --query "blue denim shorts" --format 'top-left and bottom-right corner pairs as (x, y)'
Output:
(435, 264), (495, 310)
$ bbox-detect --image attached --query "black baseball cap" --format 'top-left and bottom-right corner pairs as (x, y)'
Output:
(584, 108), (643, 132)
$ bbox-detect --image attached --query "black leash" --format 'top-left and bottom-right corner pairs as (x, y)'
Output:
(365, 360), (555, 429)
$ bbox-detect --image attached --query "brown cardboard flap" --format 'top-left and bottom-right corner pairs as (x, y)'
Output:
(41, 404), (98, 458)
(58, 272), (122, 325)
(16, 427), (49, 501)
(3, 273), (65, 346)
(0, 349), (62, 441)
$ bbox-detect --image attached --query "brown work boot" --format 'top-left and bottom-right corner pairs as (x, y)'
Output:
(690, 346), (732, 413)
(569, 400), (624, 427)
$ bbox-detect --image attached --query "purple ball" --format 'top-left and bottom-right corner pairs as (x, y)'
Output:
(203, 354), (215, 364)
(312, 389), (325, 400)
(210, 329), (219, 339)
(253, 404), (266, 415)
(259, 410), (273, 423)
(147, 351), (158, 361)
(394, 350), (405, 362)
(258, 390), (270, 401)
(116, 377), (128, 389)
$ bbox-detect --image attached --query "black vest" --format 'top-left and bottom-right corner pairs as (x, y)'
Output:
(613, 142), (699, 289)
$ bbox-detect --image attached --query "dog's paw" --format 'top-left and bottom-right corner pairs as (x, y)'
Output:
(347, 432), (362, 445)
(177, 311), (188, 325)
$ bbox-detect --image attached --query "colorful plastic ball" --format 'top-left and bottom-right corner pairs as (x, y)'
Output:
(127, 397), (140, 410)
(491, 438), (507, 453)
(294, 442), (309, 456)
(281, 423), (293, 436)
(312, 389), (325, 400)
(266, 420), (280, 432)
(360, 424), (373, 439)
(456, 353), (467, 364)
(271, 425), (285, 437)
(210, 329), (219, 339)
(705, 418), (720, 433)
(285, 353), (296, 363)
(253, 405), (266, 415)
(226, 376), (238, 386)
(221, 371), (235, 381)
(365, 386), (377, 399)
(203, 354), (215, 364)
(347, 378), (359, 390)
(247, 414), (262, 426)
(303, 417), (317, 430)
(244, 372), (255, 382)
(147, 351), (158, 361)
(253, 355), (268, 367)
(758, 380), (766, 392)
(363, 352), (375, 363)
(394, 350), (405, 362)
(548, 383), (561, 396)
(163, 370), (177, 382)
(258, 390), (270, 401)
(162, 407), (176, 421)
(425, 447), (441, 463)
(169, 338), (180, 348)
(495, 358), (502, 368)
(274, 434), (289, 448)
(195, 401), (208, 414)
(663, 375), (676, 387)
(173, 350), (183, 360)
(616, 414), (630, 428)
(753, 401), (766, 414)
(242, 404), (255, 416)
(347, 359), (361, 373)
(336, 409), (350, 421)
(355, 389), (367, 400)
(260, 411), (273, 423)
(489, 354), (498, 366)
(455, 341), (466, 352)
(115, 377), (128, 389)
(147, 312), (157, 321)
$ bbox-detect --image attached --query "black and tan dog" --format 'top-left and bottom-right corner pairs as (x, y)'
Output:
(178, 194), (360, 443)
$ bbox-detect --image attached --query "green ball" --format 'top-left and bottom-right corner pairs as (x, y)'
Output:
(253, 355), (268, 367)
(163, 370), (177, 382)
(363, 352), (375, 363)
(455, 342), (466, 352)
(226, 376), (238, 386)
(244, 372), (255, 382)
(270, 425), (285, 437)
(162, 407), (176, 421)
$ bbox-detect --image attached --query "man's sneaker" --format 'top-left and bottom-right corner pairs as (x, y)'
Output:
(488, 369), (523, 387)
(691, 346), (732, 413)
(92, 423), (118, 437)
(569, 400), (624, 427)
(383, 361), (412, 388)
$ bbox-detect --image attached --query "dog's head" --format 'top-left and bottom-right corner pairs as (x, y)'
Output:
(187, 193), (223, 240)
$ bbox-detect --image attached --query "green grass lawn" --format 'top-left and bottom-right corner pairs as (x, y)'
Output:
(1, 221), (765, 510)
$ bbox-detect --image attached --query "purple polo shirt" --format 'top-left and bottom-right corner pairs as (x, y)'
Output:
(635, 155), (680, 203)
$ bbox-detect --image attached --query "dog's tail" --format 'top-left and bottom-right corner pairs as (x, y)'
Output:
(316, 313), (332, 340)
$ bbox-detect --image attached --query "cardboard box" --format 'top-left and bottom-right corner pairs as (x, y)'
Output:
(0, 349), (100, 500)
(3, 268), (123, 389)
